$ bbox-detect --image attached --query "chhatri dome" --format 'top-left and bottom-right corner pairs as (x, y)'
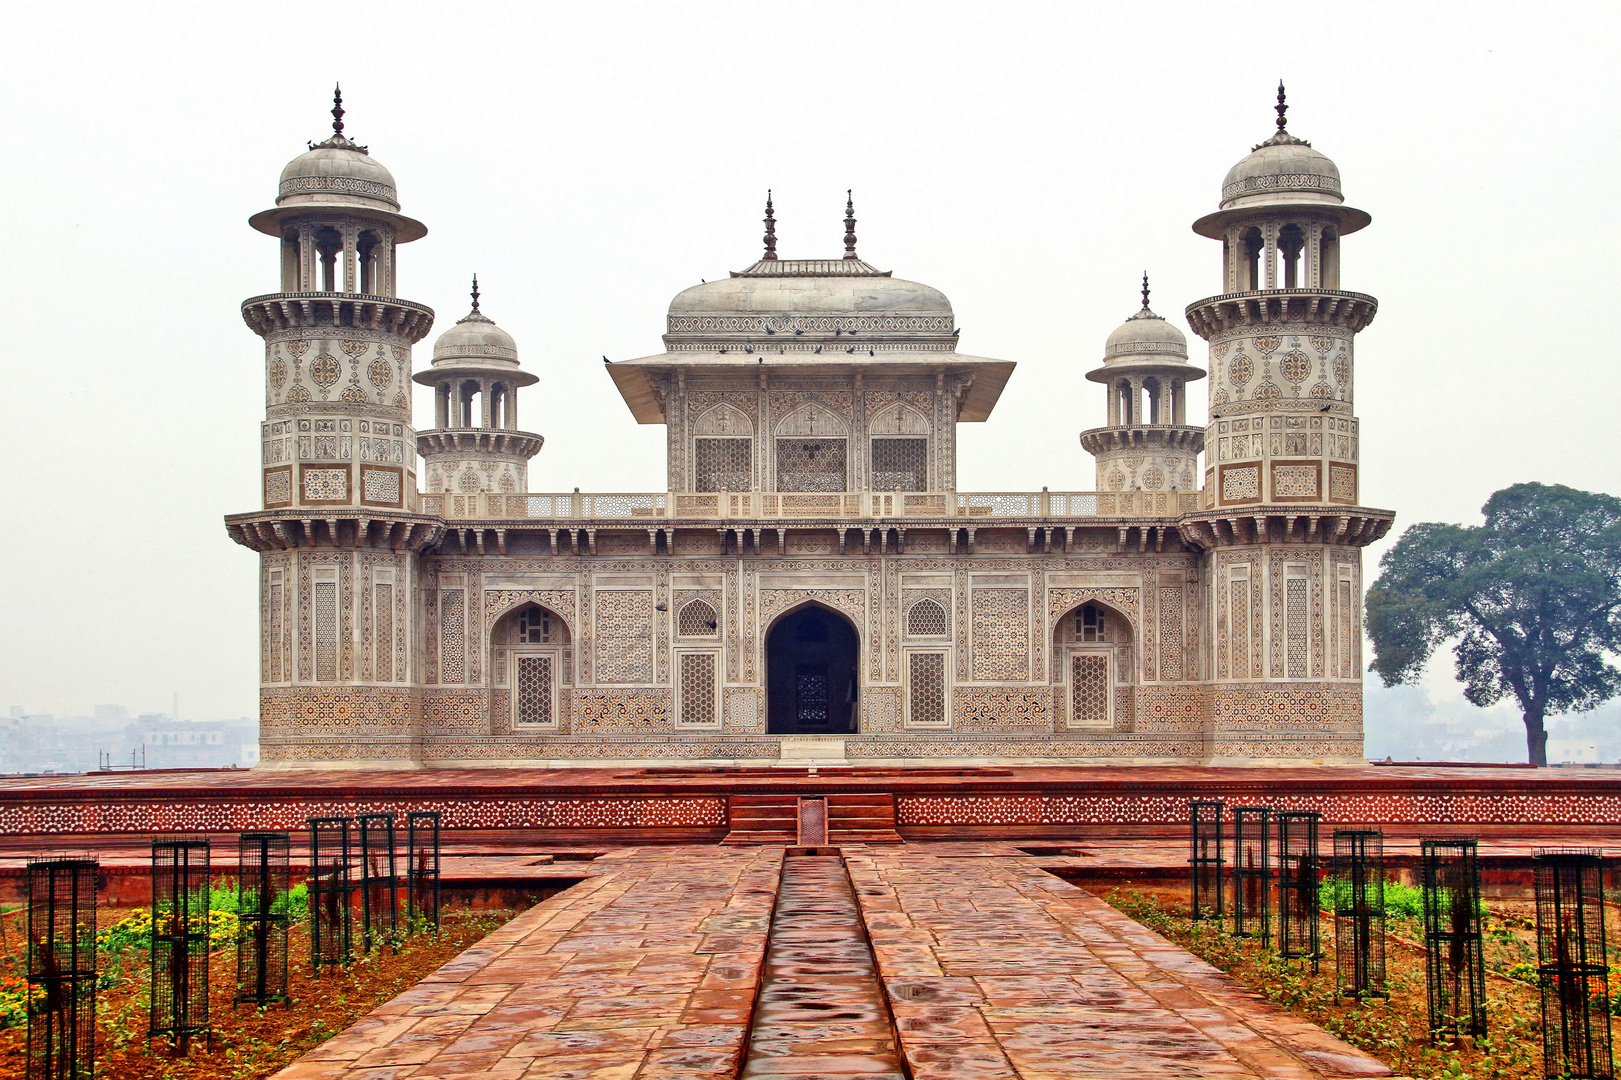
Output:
(1194, 83), (1370, 239)
(248, 86), (427, 243)
(1095, 281), (1190, 369)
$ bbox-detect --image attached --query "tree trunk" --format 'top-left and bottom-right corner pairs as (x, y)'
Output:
(1524, 706), (1548, 767)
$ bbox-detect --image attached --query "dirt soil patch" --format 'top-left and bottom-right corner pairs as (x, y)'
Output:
(0, 905), (516, 1080)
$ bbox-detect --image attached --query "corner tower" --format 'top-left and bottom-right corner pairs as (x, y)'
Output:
(1080, 277), (1205, 493)
(227, 90), (442, 768)
(1181, 85), (1392, 764)
(415, 279), (543, 497)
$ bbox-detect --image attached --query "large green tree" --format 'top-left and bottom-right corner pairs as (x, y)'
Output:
(1367, 482), (1621, 766)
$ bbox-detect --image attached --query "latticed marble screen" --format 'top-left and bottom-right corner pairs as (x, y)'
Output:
(514, 654), (554, 726)
(313, 581), (337, 682)
(1286, 576), (1309, 678)
(677, 599), (718, 637)
(871, 438), (927, 491)
(594, 591), (654, 683)
(775, 438), (847, 491)
(375, 583), (393, 682)
(694, 438), (752, 492)
(906, 598), (949, 637)
(907, 652), (947, 726)
(1070, 653), (1110, 727)
(678, 652), (717, 726)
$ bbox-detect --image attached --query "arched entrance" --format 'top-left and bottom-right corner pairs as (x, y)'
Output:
(766, 605), (860, 734)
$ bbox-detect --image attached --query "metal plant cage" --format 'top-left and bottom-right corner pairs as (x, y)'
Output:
(27, 857), (97, 1080)
(1231, 807), (1273, 944)
(406, 811), (442, 933)
(357, 814), (398, 952)
(1276, 811), (1321, 971)
(1189, 800), (1225, 921)
(308, 817), (354, 972)
(236, 832), (291, 1007)
(150, 837), (212, 1052)
(1534, 848), (1613, 1079)
(1421, 838), (1487, 1040)
(1332, 828), (1386, 1000)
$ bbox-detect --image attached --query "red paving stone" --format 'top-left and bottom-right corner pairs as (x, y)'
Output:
(270, 842), (1408, 1080)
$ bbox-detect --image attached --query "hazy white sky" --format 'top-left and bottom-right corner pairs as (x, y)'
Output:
(2, 1), (1618, 725)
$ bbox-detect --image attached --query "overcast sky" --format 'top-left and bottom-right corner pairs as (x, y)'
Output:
(2, 2), (1617, 738)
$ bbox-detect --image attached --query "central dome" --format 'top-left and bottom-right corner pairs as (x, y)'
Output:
(668, 260), (953, 322)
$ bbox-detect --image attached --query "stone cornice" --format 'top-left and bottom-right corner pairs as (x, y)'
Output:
(1079, 426), (1205, 456)
(225, 510), (443, 553)
(1184, 289), (1376, 340)
(242, 292), (435, 344)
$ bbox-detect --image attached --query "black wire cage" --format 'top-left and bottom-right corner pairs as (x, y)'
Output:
(1276, 811), (1322, 971)
(27, 857), (97, 1080)
(1189, 800), (1225, 921)
(308, 817), (355, 972)
(1534, 848), (1613, 1079)
(405, 811), (442, 934)
(1332, 828), (1386, 1000)
(1231, 807), (1273, 944)
(356, 813), (398, 953)
(236, 832), (291, 1007)
(149, 836), (212, 1053)
(1421, 838), (1487, 1040)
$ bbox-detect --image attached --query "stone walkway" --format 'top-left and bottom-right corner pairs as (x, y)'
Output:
(271, 843), (1399, 1079)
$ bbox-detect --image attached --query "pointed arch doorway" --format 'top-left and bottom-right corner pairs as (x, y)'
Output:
(766, 604), (860, 734)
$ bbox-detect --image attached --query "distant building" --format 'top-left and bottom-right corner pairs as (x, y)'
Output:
(133, 717), (259, 770)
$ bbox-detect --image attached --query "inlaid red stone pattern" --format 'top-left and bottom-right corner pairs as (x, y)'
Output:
(896, 790), (1621, 827)
(0, 795), (726, 836)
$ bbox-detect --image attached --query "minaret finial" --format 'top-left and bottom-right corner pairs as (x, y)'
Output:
(762, 190), (778, 261)
(470, 274), (480, 312)
(332, 83), (345, 137)
(1275, 80), (1287, 132)
(1141, 272), (1151, 310)
(842, 190), (858, 260)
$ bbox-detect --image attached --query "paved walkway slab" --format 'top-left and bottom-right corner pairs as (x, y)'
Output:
(271, 843), (1401, 1080)
(847, 846), (1400, 1079)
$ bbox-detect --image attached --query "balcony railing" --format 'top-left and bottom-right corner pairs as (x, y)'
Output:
(420, 490), (1201, 522)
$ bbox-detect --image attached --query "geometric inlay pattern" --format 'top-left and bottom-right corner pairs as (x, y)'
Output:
(515, 654), (555, 726)
(1071, 653), (1109, 726)
(908, 651), (947, 726)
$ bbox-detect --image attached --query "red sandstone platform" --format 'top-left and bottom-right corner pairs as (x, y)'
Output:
(0, 765), (1615, 848)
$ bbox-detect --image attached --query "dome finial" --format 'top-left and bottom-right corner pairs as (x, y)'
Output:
(1141, 272), (1151, 310)
(1275, 80), (1287, 132)
(843, 190), (858, 260)
(332, 83), (345, 138)
(763, 190), (778, 261)
(470, 274), (480, 312)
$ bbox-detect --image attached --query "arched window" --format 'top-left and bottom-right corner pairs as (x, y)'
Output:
(356, 230), (381, 294)
(313, 226), (343, 292)
(906, 598), (948, 637)
(1241, 227), (1264, 291)
(1321, 227), (1341, 289)
(1076, 603), (1107, 642)
(677, 599), (719, 637)
(1278, 224), (1305, 288)
(494, 604), (572, 730)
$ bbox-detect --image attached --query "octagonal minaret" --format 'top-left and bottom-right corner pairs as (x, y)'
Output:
(1080, 276), (1205, 493)
(242, 87), (435, 513)
(1186, 84), (1376, 508)
(415, 278), (543, 496)
(228, 89), (443, 769)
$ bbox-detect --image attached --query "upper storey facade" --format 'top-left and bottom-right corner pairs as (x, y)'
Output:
(606, 197), (1013, 501)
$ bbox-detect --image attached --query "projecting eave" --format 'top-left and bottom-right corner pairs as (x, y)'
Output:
(606, 351), (1015, 425)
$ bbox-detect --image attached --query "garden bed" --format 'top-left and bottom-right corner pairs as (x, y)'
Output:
(0, 898), (519, 1080)
(1100, 884), (1595, 1080)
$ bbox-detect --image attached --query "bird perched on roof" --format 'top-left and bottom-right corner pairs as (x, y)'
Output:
(602, 356), (610, 364)
(765, 326), (775, 334)
(794, 328), (804, 335)
(868, 349), (874, 356)
(952, 327), (961, 336)
(846, 347), (855, 354)
(814, 346), (822, 354)
(745, 346), (753, 354)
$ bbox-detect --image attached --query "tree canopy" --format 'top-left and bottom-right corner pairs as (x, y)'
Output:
(1366, 482), (1621, 766)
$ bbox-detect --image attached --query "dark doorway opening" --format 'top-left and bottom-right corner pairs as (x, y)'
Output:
(766, 605), (860, 734)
